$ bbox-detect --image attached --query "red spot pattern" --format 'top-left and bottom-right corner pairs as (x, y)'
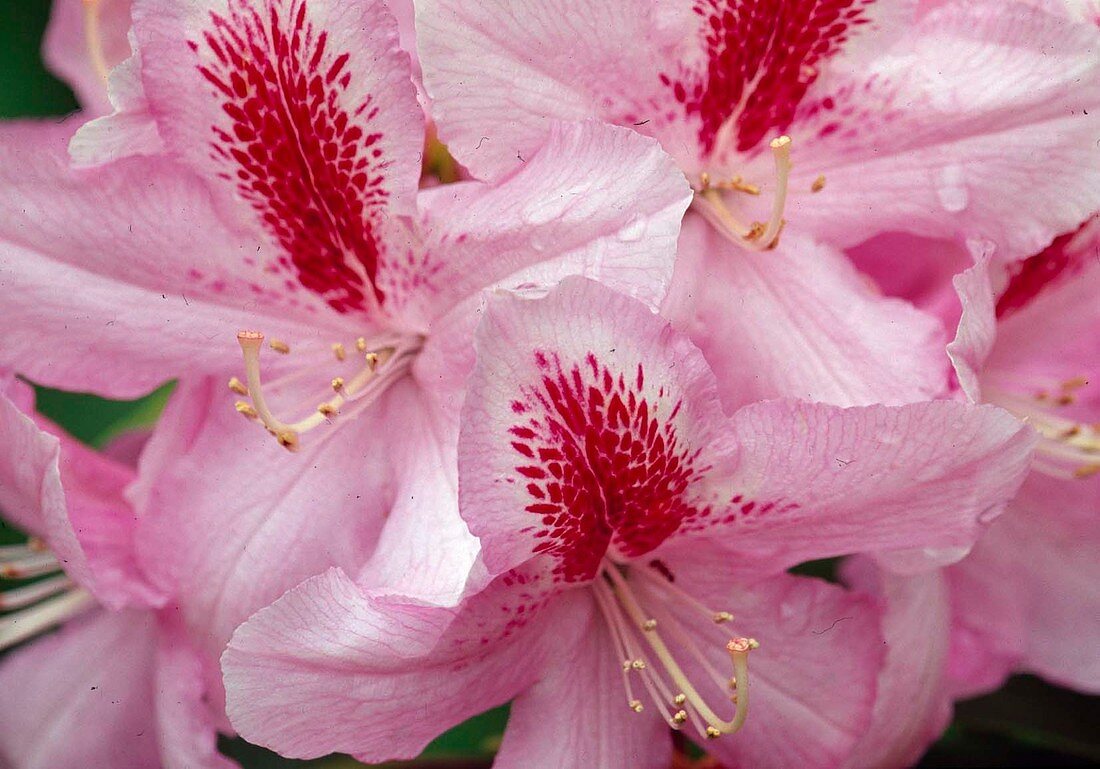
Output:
(664, 0), (876, 154)
(508, 352), (709, 583)
(194, 0), (390, 314)
(996, 221), (1096, 319)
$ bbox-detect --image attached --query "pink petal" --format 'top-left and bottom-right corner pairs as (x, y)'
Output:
(946, 245), (997, 402)
(650, 557), (886, 769)
(405, 121), (690, 323)
(0, 609), (161, 769)
(131, 0), (422, 317)
(842, 559), (953, 769)
(223, 566), (582, 761)
(494, 591), (671, 769)
(131, 378), (393, 676)
(948, 472), (1100, 695)
(43, 0), (133, 116)
(783, 0), (1100, 259)
(154, 613), (237, 769)
(0, 121), (338, 398)
(458, 277), (726, 576)
(0, 390), (63, 541)
(683, 398), (1036, 573)
(664, 215), (950, 410)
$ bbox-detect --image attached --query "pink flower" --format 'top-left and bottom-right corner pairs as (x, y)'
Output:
(0, 379), (233, 769)
(944, 220), (1100, 695)
(414, 0), (1100, 407)
(418, 0), (1100, 260)
(222, 278), (1035, 768)
(43, 0), (133, 116)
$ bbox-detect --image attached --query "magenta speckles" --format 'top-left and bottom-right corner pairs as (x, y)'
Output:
(507, 351), (710, 583)
(664, 0), (876, 154)
(193, 0), (390, 314)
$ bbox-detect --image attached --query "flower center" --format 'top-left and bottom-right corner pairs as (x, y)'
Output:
(1, 540), (94, 651)
(690, 135), (799, 251)
(593, 560), (756, 739)
(985, 378), (1100, 479)
(232, 329), (422, 450)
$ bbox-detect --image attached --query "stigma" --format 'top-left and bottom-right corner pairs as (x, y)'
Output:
(232, 330), (422, 450)
(986, 377), (1100, 479)
(1, 540), (95, 651)
(692, 135), (793, 252)
(592, 560), (756, 739)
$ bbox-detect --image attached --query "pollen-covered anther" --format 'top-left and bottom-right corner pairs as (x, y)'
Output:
(332, 343), (347, 361)
(713, 611), (733, 624)
(629, 699), (644, 713)
(233, 329), (421, 449)
(228, 376), (249, 396)
(811, 174), (826, 193)
(269, 339), (291, 354)
(705, 726), (722, 739)
(597, 563), (753, 740)
(692, 134), (792, 252)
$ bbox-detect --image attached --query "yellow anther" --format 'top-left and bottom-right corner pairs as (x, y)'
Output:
(332, 343), (346, 361)
(269, 339), (290, 354)
(642, 619), (658, 632)
(629, 700), (644, 713)
(275, 430), (299, 452)
(631, 659), (647, 671)
(699, 172), (711, 191)
(228, 376), (248, 395)
(234, 401), (258, 420)
(673, 693), (687, 706)
(331, 377), (345, 392)
(317, 403), (338, 417)
(713, 611), (733, 624)
(1074, 464), (1100, 479)
(365, 352), (380, 371)
(705, 726), (721, 739)
(811, 174), (826, 193)
(356, 337), (367, 352)
(671, 710), (688, 725)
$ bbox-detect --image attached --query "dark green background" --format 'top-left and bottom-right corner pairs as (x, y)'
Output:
(0, 2), (1096, 766)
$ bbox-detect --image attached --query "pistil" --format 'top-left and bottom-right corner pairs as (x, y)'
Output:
(692, 136), (792, 252)
(594, 562), (755, 739)
(234, 330), (421, 450)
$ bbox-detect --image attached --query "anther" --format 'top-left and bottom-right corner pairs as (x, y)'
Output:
(705, 726), (721, 739)
(671, 710), (688, 725)
(631, 659), (647, 671)
(713, 611), (733, 624)
(811, 174), (826, 193)
(276, 430), (299, 452)
(365, 352), (379, 371)
(356, 337), (367, 352)
(235, 401), (259, 420)
(673, 693), (687, 706)
(332, 343), (346, 361)
(269, 339), (291, 354)
(331, 377), (345, 392)
(642, 619), (658, 632)
(317, 403), (338, 417)
(228, 376), (249, 395)
(629, 700), (644, 713)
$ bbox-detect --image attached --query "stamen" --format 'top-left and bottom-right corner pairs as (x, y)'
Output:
(985, 384), (1100, 479)
(332, 343), (347, 361)
(81, 0), (110, 85)
(811, 174), (826, 193)
(0, 589), (95, 651)
(692, 135), (792, 252)
(236, 331), (421, 450)
(269, 339), (291, 354)
(0, 575), (74, 611)
(228, 376), (249, 395)
(0, 552), (61, 580)
(598, 565), (754, 739)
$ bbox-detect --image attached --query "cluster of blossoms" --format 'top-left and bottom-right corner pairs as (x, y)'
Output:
(0, 0), (1097, 766)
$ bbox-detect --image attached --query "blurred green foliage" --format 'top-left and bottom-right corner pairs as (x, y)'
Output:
(1, 2), (1097, 767)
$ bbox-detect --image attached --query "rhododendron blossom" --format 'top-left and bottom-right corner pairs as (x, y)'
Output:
(222, 279), (1034, 768)
(944, 220), (1100, 695)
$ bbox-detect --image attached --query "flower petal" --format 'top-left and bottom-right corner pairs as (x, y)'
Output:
(403, 120), (690, 324)
(0, 609), (161, 769)
(0, 122), (339, 398)
(665, 215), (950, 409)
(43, 0), (132, 116)
(678, 398), (1036, 574)
(494, 591), (671, 769)
(841, 559), (953, 769)
(223, 566), (583, 761)
(131, 0), (422, 316)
